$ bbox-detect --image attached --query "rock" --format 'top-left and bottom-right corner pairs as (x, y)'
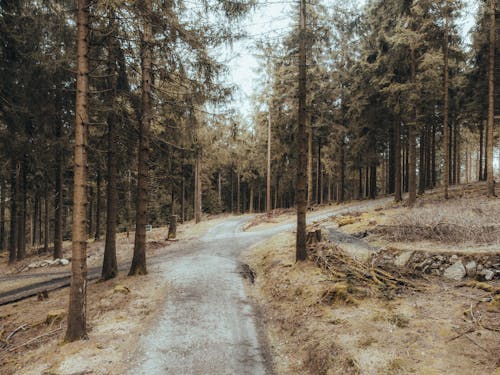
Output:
(113, 285), (130, 295)
(443, 261), (466, 281)
(395, 251), (414, 267)
(60, 258), (70, 266)
(465, 261), (477, 277)
(450, 255), (459, 262)
(477, 264), (484, 272)
(28, 263), (39, 269)
(481, 269), (495, 281)
(46, 309), (66, 325)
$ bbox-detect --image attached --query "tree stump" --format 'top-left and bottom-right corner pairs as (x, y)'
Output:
(306, 229), (322, 245)
(168, 215), (177, 239)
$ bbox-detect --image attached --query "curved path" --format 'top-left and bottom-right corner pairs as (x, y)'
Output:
(128, 198), (390, 374)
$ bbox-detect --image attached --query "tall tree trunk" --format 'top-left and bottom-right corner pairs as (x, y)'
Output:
(408, 126), (417, 205)
(87, 186), (93, 237)
(194, 152), (202, 223)
(16, 161), (25, 260)
(394, 120), (402, 201)
(295, 0), (307, 262)
(249, 186), (254, 214)
(180, 172), (185, 223)
(369, 164), (377, 199)
(418, 131), (425, 195)
(54, 127), (64, 259)
(307, 114), (313, 208)
(44, 181), (49, 253)
(266, 108), (272, 214)
(487, 0), (496, 196)
(94, 170), (101, 240)
(443, 5), (450, 198)
(338, 138), (345, 202)
(218, 172), (222, 205)
(455, 123), (461, 185)
(316, 138), (321, 204)
(0, 178), (5, 251)
(102, 114), (118, 280)
(479, 121), (484, 181)
(8, 160), (17, 263)
(129, 0), (153, 276)
(236, 173), (240, 214)
(66, 0), (90, 341)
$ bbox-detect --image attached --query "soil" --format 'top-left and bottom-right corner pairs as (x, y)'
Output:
(244, 232), (500, 375)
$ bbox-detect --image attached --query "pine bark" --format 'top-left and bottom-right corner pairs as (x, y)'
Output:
(266, 107), (272, 214)
(66, 0), (89, 341)
(194, 152), (202, 223)
(296, 0), (307, 262)
(94, 170), (101, 240)
(307, 114), (313, 207)
(8, 160), (17, 263)
(394, 120), (402, 202)
(129, 0), (153, 276)
(54, 122), (64, 259)
(0, 178), (5, 251)
(16, 161), (25, 260)
(487, 0), (496, 196)
(102, 113), (118, 280)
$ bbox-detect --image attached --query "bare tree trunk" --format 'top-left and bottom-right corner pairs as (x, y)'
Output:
(394, 120), (402, 202)
(444, 3), (450, 198)
(218, 172), (222, 204)
(8, 160), (17, 263)
(296, 0), (307, 262)
(66, 0), (90, 341)
(316, 138), (321, 204)
(236, 173), (240, 214)
(266, 107), (272, 215)
(338, 138), (345, 202)
(479, 121), (484, 180)
(487, 0), (496, 196)
(307, 114), (313, 208)
(194, 153), (202, 223)
(16, 161), (25, 260)
(94, 170), (101, 240)
(249, 186), (254, 214)
(102, 114), (118, 280)
(408, 49), (417, 206)
(54, 128), (64, 259)
(0, 178), (5, 251)
(44, 181), (49, 253)
(129, 0), (153, 276)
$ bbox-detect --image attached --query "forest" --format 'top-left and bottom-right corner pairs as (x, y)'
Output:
(0, 0), (498, 373)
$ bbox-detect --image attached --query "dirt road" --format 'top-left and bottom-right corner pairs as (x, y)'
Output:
(127, 199), (390, 375)
(128, 216), (273, 375)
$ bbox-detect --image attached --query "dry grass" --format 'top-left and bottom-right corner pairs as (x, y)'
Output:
(377, 198), (500, 244)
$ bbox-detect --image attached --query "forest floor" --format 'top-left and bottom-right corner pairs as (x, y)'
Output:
(244, 183), (500, 375)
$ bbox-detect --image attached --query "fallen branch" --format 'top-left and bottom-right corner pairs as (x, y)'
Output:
(8, 327), (62, 352)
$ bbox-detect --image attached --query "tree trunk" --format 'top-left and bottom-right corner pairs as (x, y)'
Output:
(194, 152), (202, 223)
(443, 6), (450, 197)
(94, 170), (101, 240)
(338, 138), (345, 202)
(102, 114), (118, 280)
(307, 113), (313, 208)
(418, 131), (425, 195)
(479, 121), (484, 181)
(487, 0), (496, 196)
(44, 181), (49, 253)
(394, 120), (402, 202)
(316, 138), (321, 205)
(129, 0), (153, 276)
(54, 129), (64, 259)
(66, 0), (90, 342)
(249, 186), (254, 214)
(236, 173), (240, 214)
(296, 0), (307, 262)
(408, 126), (417, 205)
(8, 160), (17, 263)
(0, 178), (5, 251)
(369, 164), (377, 199)
(16, 161), (25, 260)
(266, 107), (272, 214)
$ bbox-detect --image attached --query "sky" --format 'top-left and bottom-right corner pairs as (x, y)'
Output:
(220, 0), (478, 120)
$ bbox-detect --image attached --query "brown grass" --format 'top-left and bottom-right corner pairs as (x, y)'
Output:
(377, 199), (500, 244)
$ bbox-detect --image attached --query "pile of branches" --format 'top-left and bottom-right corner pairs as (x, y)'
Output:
(309, 241), (420, 301)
